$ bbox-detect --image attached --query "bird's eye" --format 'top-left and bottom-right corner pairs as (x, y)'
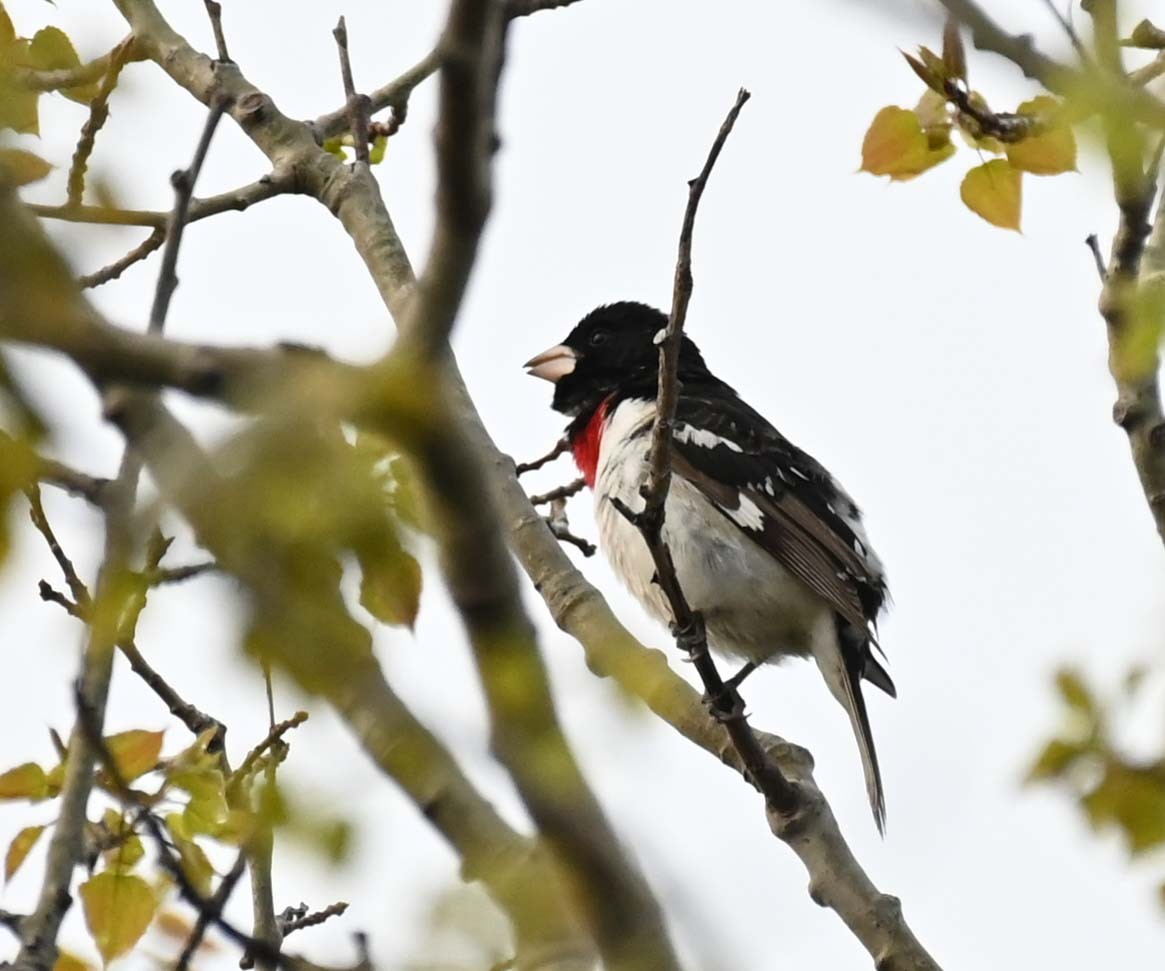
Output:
(589, 330), (609, 347)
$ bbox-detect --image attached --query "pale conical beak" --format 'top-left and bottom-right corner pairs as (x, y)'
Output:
(523, 344), (577, 383)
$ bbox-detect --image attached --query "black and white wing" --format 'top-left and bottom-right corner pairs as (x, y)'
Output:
(670, 387), (894, 696)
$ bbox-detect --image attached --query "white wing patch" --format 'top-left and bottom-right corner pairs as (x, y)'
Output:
(725, 493), (765, 531)
(675, 423), (743, 453)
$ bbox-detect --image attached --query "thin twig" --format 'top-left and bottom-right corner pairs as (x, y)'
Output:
(175, 851), (247, 971)
(229, 711), (309, 789)
(333, 18), (372, 166)
(25, 484), (92, 610)
(281, 902), (348, 937)
(545, 497), (596, 556)
(67, 39), (135, 208)
(34, 453), (110, 505)
(515, 436), (570, 475)
(1086, 233), (1108, 280)
(80, 227), (166, 289)
(614, 88), (799, 814)
(150, 103), (226, 333)
(117, 639), (226, 746)
(529, 477), (585, 505)
(204, 0), (232, 63)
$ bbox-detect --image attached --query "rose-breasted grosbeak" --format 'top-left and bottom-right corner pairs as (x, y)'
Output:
(525, 301), (895, 829)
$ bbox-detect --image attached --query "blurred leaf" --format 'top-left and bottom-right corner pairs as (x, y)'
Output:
(170, 768), (228, 836)
(358, 539), (421, 629)
(369, 134), (387, 165)
(960, 159), (1022, 231)
(105, 730), (164, 782)
(172, 833), (214, 896)
(79, 871), (157, 963)
(5, 824), (45, 880)
(1082, 762), (1165, 855)
(0, 41), (39, 135)
(942, 18), (967, 82)
(0, 147), (51, 186)
(860, 105), (954, 180)
(322, 136), (346, 160)
(901, 50), (942, 93)
(52, 952), (91, 971)
(1006, 96), (1076, 176)
(154, 909), (193, 941)
(0, 762), (48, 800)
(0, 5), (14, 46)
(0, 429), (38, 566)
(1026, 738), (1088, 783)
(1055, 667), (1097, 716)
(28, 27), (97, 103)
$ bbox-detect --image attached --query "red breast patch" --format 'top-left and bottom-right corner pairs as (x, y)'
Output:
(570, 397), (611, 488)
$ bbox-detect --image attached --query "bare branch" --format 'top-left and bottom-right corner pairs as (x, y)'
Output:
(516, 436), (570, 475)
(204, 0), (231, 63)
(175, 851), (247, 971)
(150, 103), (226, 333)
(529, 477), (586, 506)
(67, 39), (135, 208)
(12, 38), (141, 92)
(80, 228), (166, 289)
(333, 17), (372, 166)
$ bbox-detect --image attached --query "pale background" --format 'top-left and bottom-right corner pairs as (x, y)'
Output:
(2, 0), (1164, 968)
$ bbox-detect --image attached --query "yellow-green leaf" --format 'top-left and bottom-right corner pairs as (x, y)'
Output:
(1082, 763), (1165, 855)
(1026, 739), (1087, 783)
(358, 542), (422, 629)
(0, 4), (14, 47)
(79, 871), (158, 963)
(860, 106), (953, 181)
(369, 133), (388, 165)
(53, 951), (92, 971)
(28, 27), (97, 104)
(861, 106), (927, 177)
(0, 762), (48, 800)
(5, 824), (45, 880)
(1055, 668), (1096, 715)
(106, 730), (163, 782)
(0, 38), (40, 135)
(171, 768), (228, 835)
(1007, 96), (1076, 175)
(0, 148), (52, 187)
(960, 159), (1022, 231)
(173, 834), (214, 896)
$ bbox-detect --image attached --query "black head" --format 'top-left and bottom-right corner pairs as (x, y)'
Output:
(525, 301), (712, 417)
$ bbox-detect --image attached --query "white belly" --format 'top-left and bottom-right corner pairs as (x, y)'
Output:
(593, 400), (828, 663)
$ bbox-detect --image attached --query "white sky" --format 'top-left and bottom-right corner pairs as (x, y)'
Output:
(3, 0), (1165, 968)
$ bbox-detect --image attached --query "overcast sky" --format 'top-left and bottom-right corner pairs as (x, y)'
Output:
(3, 0), (1165, 968)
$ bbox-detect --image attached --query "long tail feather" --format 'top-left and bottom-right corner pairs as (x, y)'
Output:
(812, 621), (888, 832)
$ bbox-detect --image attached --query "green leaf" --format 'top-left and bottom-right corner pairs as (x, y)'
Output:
(172, 833), (214, 896)
(0, 762), (48, 800)
(0, 5), (14, 47)
(358, 540), (422, 629)
(105, 729), (164, 782)
(171, 768), (228, 835)
(5, 824), (45, 880)
(322, 136), (347, 160)
(369, 134), (387, 165)
(28, 27), (97, 103)
(1025, 738), (1087, 783)
(1007, 96), (1076, 176)
(0, 40), (40, 135)
(0, 147), (52, 187)
(960, 159), (1022, 231)
(79, 871), (158, 964)
(1055, 668), (1096, 716)
(1082, 762), (1165, 854)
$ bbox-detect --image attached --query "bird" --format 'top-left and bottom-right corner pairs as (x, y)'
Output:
(524, 300), (895, 829)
